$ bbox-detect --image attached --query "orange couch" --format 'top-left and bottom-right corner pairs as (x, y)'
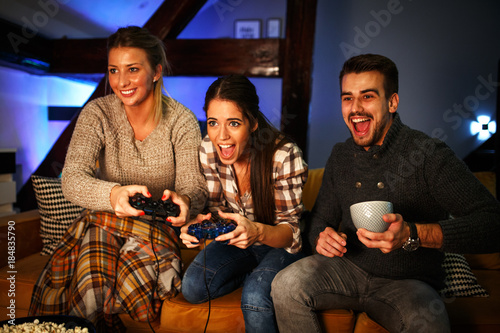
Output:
(1, 169), (499, 332)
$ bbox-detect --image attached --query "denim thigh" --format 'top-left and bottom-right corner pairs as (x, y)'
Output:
(241, 246), (304, 310)
(241, 246), (304, 333)
(181, 241), (257, 303)
(271, 255), (450, 333)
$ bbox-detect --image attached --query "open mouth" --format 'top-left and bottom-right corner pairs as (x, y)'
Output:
(351, 117), (371, 136)
(218, 144), (235, 159)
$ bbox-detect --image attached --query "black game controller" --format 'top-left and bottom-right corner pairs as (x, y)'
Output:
(187, 216), (236, 243)
(129, 193), (180, 220)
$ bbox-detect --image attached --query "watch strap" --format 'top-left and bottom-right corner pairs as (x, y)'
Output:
(402, 222), (420, 251)
(408, 222), (418, 240)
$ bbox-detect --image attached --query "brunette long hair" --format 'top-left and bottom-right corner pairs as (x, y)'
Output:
(203, 75), (291, 225)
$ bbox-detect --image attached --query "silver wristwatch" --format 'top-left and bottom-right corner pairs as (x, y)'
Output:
(402, 222), (420, 251)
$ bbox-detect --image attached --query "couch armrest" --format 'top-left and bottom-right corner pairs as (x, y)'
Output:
(0, 210), (42, 268)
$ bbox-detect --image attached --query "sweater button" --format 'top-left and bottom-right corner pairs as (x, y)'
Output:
(355, 182), (362, 188)
(373, 154), (379, 159)
(377, 182), (385, 189)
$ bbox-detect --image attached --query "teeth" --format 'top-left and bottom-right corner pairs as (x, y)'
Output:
(352, 118), (369, 123)
(122, 89), (134, 94)
(219, 144), (232, 148)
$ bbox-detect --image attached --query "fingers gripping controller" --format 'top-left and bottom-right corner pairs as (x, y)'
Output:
(129, 193), (180, 220)
(187, 216), (236, 243)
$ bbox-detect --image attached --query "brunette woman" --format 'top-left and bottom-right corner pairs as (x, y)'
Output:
(180, 74), (307, 333)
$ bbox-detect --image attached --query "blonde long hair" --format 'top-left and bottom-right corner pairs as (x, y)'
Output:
(107, 26), (171, 124)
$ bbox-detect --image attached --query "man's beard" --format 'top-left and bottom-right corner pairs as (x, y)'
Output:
(348, 112), (390, 148)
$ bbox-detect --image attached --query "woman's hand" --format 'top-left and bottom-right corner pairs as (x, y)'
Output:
(110, 185), (150, 218)
(162, 190), (190, 227)
(179, 212), (212, 248)
(215, 211), (260, 249)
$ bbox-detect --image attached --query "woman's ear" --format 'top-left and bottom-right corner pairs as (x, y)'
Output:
(154, 64), (162, 82)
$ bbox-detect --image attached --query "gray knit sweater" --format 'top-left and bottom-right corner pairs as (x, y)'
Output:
(306, 114), (500, 289)
(62, 94), (208, 216)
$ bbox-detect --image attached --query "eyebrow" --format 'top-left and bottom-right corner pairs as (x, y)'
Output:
(107, 62), (142, 67)
(362, 88), (380, 96)
(341, 88), (380, 96)
(207, 117), (243, 122)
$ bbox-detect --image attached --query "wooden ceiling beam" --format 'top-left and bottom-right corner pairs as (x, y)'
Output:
(50, 38), (280, 77)
(146, 0), (208, 39)
(280, 0), (317, 159)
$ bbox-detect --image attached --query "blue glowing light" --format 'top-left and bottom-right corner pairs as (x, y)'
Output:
(470, 115), (496, 141)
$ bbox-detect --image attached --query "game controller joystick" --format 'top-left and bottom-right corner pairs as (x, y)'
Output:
(187, 216), (236, 243)
(129, 193), (180, 220)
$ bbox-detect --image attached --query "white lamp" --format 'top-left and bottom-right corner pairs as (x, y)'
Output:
(470, 115), (496, 140)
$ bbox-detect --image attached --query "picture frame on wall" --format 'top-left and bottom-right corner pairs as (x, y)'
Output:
(234, 19), (261, 39)
(267, 18), (282, 38)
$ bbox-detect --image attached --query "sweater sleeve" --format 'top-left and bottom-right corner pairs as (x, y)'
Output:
(426, 141), (500, 253)
(168, 100), (208, 217)
(61, 99), (119, 211)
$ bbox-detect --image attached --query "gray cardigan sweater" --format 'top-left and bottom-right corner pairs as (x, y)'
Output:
(307, 114), (500, 289)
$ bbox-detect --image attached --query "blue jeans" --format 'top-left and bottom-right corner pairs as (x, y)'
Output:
(271, 254), (450, 333)
(182, 241), (304, 333)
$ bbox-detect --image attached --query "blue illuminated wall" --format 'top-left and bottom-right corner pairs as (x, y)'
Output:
(165, 77), (283, 129)
(0, 66), (96, 191)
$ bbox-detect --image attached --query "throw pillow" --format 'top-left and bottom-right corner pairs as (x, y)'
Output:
(31, 175), (84, 255)
(439, 252), (489, 298)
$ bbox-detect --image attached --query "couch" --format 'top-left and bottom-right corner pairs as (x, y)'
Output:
(1, 169), (499, 332)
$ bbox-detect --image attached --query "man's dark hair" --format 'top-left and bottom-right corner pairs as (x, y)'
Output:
(339, 54), (399, 98)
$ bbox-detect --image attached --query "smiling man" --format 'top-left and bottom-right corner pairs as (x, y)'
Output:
(271, 54), (500, 333)
(341, 70), (398, 150)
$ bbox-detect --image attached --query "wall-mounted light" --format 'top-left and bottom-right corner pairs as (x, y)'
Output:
(470, 115), (496, 140)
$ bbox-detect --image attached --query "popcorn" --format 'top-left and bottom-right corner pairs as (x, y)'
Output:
(0, 319), (89, 333)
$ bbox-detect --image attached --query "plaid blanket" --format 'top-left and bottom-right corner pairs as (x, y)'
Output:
(29, 211), (181, 332)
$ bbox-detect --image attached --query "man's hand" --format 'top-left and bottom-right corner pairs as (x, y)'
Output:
(356, 213), (409, 253)
(316, 227), (348, 257)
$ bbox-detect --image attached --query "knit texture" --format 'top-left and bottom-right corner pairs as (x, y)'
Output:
(306, 114), (500, 289)
(62, 94), (208, 215)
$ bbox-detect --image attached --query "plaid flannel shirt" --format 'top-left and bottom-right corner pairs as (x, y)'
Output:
(200, 135), (308, 253)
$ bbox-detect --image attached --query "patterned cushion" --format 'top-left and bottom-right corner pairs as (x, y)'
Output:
(31, 175), (84, 255)
(439, 252), (489, 297)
